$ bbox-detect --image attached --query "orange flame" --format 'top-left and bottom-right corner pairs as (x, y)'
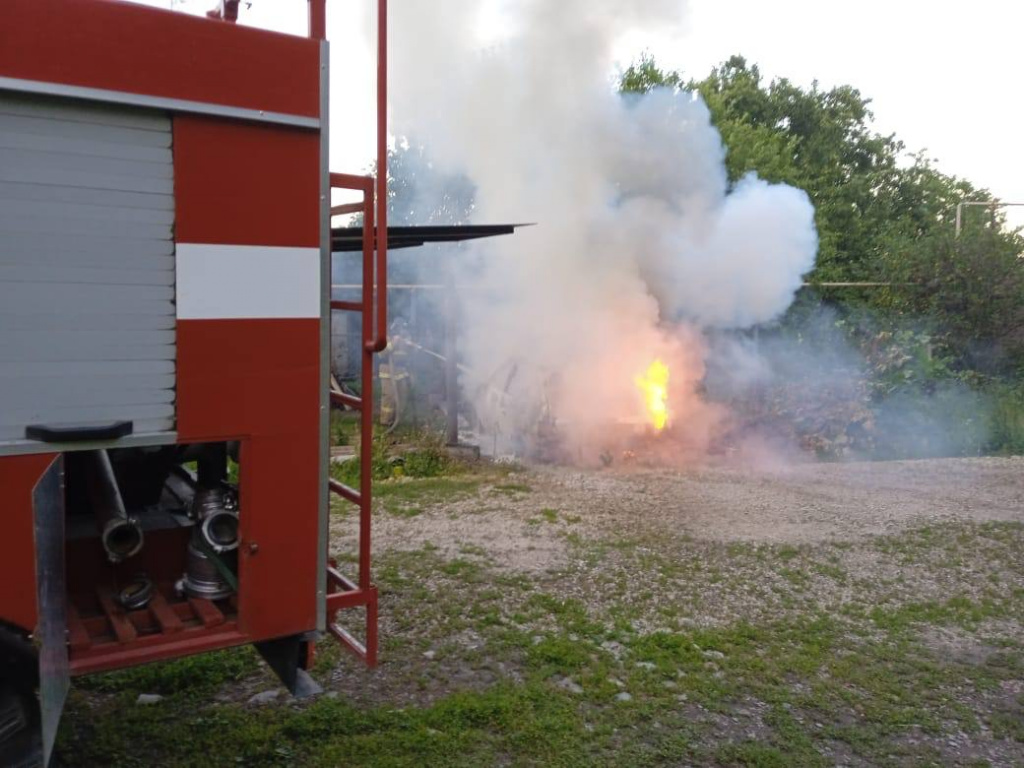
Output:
(636, 359), (670, 432)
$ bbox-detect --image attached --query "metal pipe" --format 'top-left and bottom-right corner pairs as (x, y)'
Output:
(308, 0), (327, 40)
(444, 261), (458, 446)
(955, 201), (1024, 237)
(83, 450), (143, 563)
(368, 0), (388, 354)
(360, 187), (374, 591)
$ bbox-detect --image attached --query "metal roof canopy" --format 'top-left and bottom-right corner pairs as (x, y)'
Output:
(330, 224), (527, 252)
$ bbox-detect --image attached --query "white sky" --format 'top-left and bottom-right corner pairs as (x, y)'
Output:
(133, 0), (1024, 228)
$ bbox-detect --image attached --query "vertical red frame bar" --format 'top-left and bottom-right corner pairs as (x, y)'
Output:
(317, 0), (387, 669)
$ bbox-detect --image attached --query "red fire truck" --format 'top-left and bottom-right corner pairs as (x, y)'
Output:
(0, 1), (412, 764)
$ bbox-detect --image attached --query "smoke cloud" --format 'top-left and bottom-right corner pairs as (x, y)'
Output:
(389, 0), (818, 457)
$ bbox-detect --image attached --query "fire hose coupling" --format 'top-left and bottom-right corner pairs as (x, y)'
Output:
(179, 485), (241, 601)
(190, 486), (240, 553)
(83, 449), (144, 564)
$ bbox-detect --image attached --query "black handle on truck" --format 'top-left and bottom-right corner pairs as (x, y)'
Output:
(25, 421), (134, 443)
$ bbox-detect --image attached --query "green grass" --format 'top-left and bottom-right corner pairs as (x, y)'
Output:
(60, 589), (1024, 766)
(56, 519), (1024, 766)
(76, 646), (261, 697)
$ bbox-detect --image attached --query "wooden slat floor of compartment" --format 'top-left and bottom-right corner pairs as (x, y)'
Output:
(68, 585), (243, 676)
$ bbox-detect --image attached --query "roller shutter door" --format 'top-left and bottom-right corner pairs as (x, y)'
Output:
(0, 92), (176, 444)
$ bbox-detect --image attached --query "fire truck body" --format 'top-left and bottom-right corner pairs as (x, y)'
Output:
(0, 2), (359, 762)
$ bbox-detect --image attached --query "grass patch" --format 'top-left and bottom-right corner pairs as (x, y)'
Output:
(58, 509), (1024, 766)
(77, 646), (262, 697)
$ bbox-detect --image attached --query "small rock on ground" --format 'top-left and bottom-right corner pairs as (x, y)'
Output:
(554, 676), (584, 695)
(248, 690), (282, 705)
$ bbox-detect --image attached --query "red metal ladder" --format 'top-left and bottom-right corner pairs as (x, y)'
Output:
(324, 172), (387, 666)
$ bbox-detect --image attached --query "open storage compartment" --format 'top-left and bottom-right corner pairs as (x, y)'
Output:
(61, 442), (247, 674)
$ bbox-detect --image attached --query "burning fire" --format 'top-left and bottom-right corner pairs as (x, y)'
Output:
(636, 359), (670, 432)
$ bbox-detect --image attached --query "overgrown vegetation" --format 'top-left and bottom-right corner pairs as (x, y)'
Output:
(623, 55), (1024, 456)
(329, 427), (456, 490)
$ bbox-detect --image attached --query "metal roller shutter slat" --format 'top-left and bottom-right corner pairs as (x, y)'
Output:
(0, 92), (176, 447)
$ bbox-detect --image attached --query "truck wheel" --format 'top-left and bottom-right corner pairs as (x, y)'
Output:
(0, 627), (41, 768)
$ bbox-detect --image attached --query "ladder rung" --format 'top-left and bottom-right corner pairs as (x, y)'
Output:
(330, 391), (362, 410)
(329, 479), (362, 505)
(331, 202), (364, 216)
(327, 566), (358, 592)
(331, 300), (363, 312)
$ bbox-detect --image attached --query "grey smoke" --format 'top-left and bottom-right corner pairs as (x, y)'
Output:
(703, 310), (993, 461)
(388, 0), (819, 452)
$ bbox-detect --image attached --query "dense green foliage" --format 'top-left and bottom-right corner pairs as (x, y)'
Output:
(622, 55), (1024, 453)
(329, 430), (454, 490)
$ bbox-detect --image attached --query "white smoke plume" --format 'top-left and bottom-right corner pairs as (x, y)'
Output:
(389, 0), (818, 458)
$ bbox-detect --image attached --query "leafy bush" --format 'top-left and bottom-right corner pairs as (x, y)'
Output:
(400, 447), (450, 478)
(986, 384), (1024, 455)
(329, 429), (454, 490)
(881, 231), (1024, 376)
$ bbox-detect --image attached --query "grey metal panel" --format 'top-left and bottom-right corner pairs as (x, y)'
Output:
(0, 341), (174, 363)
(2, 373), (174, 396)
(33, 457), (68, 768)
(0, 198), (174, 225)
(0, 217), (171, 242)
(0, 264), (175, 286)
(0, 112), (171, 147)
(0, 328), (174, 346)
(0, 92), (172, 131)
(0, 212), (172, 240)
(0, 231), (174, 257)
(0, 129), (172, 163)
(0, 360), (175, 377)
(0, 164), (172, 195)
(0, 93), (176, 451)
(4, 402), (174, 424)
(0, 147), (173, 181)
(0, 251), (174, 273)
(0, 284), (173, 312)
(0, 180), (174, 211)
(6, 386), (175, 409)
(0, 312), (175, 331)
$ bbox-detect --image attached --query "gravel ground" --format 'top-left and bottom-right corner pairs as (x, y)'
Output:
(356, 457), (1024, 575)
(541, 456), (1024, 544)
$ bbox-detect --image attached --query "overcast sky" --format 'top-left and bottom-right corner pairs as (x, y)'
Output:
(136, 0), (1024, 227)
